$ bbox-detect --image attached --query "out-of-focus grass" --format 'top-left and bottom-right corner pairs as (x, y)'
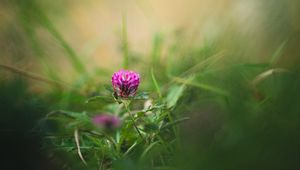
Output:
(1, 0), (300, 170)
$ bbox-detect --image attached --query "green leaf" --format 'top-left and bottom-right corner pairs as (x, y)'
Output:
(144, 123), (159, 132)
(85, 95), (114, 104)
(166, 85), (186, 109)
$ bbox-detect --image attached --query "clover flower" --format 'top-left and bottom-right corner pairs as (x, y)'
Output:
(112, 70), (140, 98)
(92, 114), (121, 129)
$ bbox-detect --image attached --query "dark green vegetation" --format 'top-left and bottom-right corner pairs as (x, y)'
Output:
(1, 0), (300, 170)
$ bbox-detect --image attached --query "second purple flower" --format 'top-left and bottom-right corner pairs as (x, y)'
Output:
(92, 114), (121, 129)
(112, 70), (140, 98)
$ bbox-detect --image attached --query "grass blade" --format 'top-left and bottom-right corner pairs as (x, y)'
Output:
(151, 68), (162, 99)
(122, 14), (129, 69)
(28, 2), (87, 74)
(270, 40), (288, 65)
(74, 128), (87, 166)
(172, 76), (229, 96)
(161, 117), (190, 130)
(140, 141), (160, 161)
(151, 33), (163, 66)
(123, 141), (138, 157)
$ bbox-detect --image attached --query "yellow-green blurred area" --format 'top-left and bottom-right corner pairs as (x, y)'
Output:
(1, 0), (300, 91)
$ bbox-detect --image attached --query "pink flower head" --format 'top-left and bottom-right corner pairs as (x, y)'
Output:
(92, 114), (121, 129)
(112, 70), (140, 98)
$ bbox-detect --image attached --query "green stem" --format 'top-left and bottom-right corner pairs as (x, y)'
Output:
(166, 111), (180, 149)
(103, 133), (120, 158)
(123, 100), (144, 140)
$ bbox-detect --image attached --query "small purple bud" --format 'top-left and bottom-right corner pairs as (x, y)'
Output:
(92, 114), (121, 129)
(112, 70), (140, 98)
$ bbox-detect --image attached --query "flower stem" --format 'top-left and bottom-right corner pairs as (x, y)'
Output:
(122, 100), (144, 140)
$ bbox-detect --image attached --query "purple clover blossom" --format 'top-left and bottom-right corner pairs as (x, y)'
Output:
(112, 70), (140, 98)
(92, 114), (121, 129)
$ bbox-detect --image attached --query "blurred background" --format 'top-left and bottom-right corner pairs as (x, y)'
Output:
(1, 0), (299, 82)
(1, 0), (300, 169)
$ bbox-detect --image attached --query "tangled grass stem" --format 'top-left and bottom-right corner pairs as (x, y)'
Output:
(122, 100), (144, 141)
